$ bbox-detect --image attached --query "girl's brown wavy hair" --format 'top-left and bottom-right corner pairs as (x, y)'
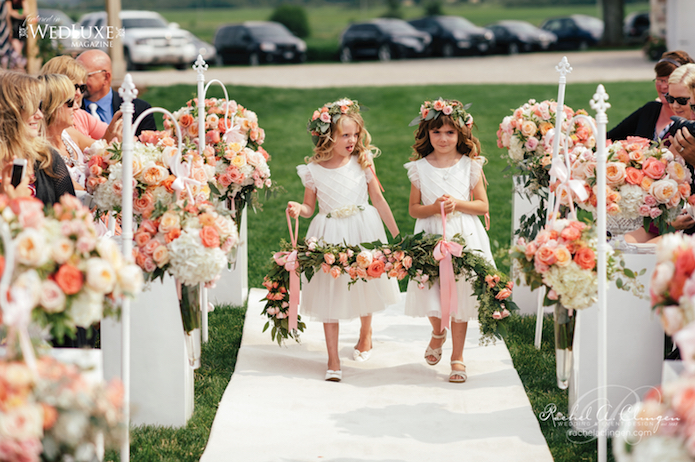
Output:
(411, 113), (481, 161)
(305, 112), (379, 169)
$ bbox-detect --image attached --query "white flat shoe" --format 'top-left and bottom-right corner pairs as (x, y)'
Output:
(325, 370), (342, 382)
(353, 349), (372, 362)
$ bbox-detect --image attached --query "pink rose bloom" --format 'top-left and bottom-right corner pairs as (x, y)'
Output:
(88, 164), (102, 177)
(495, 288), (512, 300)
(338, 252), (348, 265)
(221, 236), (236, 253)
(661, 306), (685, 336)
(324, 253), (336, 265)
(501, 309), (511, 318)
(524, 136), (539, 151)
(206, 130), (221, 145)
(485, 274), (496, 288)
(433, 100), (444, 111)
(642, 156), (666, 179)
(524, 241), (538, 261)
(643, 195), (657, 207)
(560, 226), (581, 242)
(218, 172), (233, 188)
(320, 112), (331, 123)
(321, 263), (331, 273)
(492, 311), (502, 320)
(403, 255), (413, 269)
(534, 259), (549, 274)
(638, 204), (652, 216)
(330, 266), (342, 279)
(13, 198), (45, 229)
(547, 289), (558, 300)
(649, 207), (663, 219)
(442, 105), (453, 115)
(142, 239), (160, 256)
(312, 110), (320, 121)
(228, 168), (245, 184)
(134, 231), (151, 247)
(605, 162), (627, 186)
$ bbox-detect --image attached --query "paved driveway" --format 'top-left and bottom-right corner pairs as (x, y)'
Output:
(128, 49), (654, 89)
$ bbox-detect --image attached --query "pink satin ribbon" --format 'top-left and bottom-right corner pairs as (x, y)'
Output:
(369, 164), (385, 193)
(433, 202), (463, 330)
(273, 211), (300, 331)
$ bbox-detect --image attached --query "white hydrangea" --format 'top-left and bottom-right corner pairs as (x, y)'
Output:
(618, 184), (645, 219)
(508, 135), (524, 161)
(543, 262), (597, 310)
(167, 229), (227, 286)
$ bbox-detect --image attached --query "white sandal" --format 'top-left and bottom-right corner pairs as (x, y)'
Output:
(449, 361), (467, 383)
(425, 330), (447, 366)
(325, 370), (342, 382)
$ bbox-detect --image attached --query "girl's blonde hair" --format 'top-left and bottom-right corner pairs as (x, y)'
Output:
(411, 113), (481, 161)
(38, 74), (74, 128)
(40, 55), (88, 84)
(0, 72), (54, 173)
(306, 112), (379, 169)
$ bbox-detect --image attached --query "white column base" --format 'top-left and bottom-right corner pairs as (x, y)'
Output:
(208, 207), (248, 307)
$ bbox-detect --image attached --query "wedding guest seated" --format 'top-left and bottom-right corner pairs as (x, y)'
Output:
(608, 50), (693, 142)
(40, 55), (123, 143)
(0, 72), (75, 205)
(76, 49), (157, 136)
(625, 63), (695, 244)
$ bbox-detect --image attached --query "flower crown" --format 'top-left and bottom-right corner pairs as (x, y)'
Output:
(307, 98), (361, 146)
(409, 98), (473, 129)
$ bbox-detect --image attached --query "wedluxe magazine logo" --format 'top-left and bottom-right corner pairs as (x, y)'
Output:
(19, 13), (125, 48)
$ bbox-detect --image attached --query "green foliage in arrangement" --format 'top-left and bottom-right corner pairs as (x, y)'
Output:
(268, 4), (311, 38)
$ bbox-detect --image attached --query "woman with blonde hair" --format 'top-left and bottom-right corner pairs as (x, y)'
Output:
(0, 71), (75, 204)
(40, 55), (122, 143)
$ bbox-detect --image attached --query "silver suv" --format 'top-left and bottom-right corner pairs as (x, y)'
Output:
(77, 10), (197, 70)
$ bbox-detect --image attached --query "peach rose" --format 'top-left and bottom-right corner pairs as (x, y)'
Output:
(554, 245), (572, 267)
(133, 192), (155, 217)
(574, 247), (596, 270)
(625, 167), (644, 185)
(324, 253), (336, 265)
(200, 226), (220, 248)
(520, 120), (538, 137)
(367, 260), (385, 278)
(165, 228), (181, 244)
(152, 245), (169, 267)
(605, 162), (626, 186)
(560, 226), (582, 241)
(642, 156), (666, 179)
(179, 113), (194, 128)
(140, 163), (169, 186)
(535, 246), (557, 266)
(667, 161), (687, 182)
(54, 264), (83, 295)
(640, 176), (654, 191)
(356, 250), (372, 269)
(539, 121), (554, 136)
(495, 288), (512, 300)
(329, 266), (342, 279)
(650, 179), (678, 204)
(134, 231), (151, 247)
(158, 211), (180, 234)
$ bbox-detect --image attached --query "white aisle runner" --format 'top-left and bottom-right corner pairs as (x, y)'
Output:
(201, 289), (553, 462)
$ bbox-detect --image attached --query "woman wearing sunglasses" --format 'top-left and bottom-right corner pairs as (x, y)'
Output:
(40, 55), (122, 144)
(607, 50), (693, 142)
(39, 74), (92, 195)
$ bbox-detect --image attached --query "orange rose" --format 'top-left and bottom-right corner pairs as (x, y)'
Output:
(367, 260), (385, 278)
(41, 403), (58, 430)
(574, 247), (596, 270)
(539, 121), (554, 136)
(199, 226), (220, 248)
(625, 167), (644, 185)
(166, 228), (181, 244)
(54, 264), (84, 295)
(179, 113), (194, 128)
(679, 182), (691, 198)
(560, 226), (581, 241)
(535, 246), (557, 266)
(640, 176), (654, 191)
(642, 157), (666, 179)
(198, 213), (216, 227)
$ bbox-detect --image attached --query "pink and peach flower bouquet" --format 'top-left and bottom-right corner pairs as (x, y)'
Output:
(570, 136), (691, 235)
(511, 218), (643, 310)
(0, 356), (124, 462)
(83, 131), (211, 219)
(0, 194), (143, 343)
(262, 232), (517, 345)
(132, 199), (238, 287)
(164, 97), (273, 225)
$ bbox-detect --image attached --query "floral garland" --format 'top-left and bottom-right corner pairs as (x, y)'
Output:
(132, 199), (238, 287)
(0, 356), (124, 462)
(307, 98), (361, 146)
(569, 136), (691, 235)
(0, 195), (143, 342)
(261, 232), (517, 346)
(164, 97), (273, 227)
(408, 98), (474, 129)
(510, 218), (644, 310)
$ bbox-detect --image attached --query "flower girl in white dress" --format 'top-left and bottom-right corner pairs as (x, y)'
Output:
(287, 98), (400, 382)
(404, 99), (495, 383)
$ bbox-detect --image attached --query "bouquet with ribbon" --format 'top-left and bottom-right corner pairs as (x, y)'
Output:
(83, 131), (211, 219)
(165, 97), (273, 227)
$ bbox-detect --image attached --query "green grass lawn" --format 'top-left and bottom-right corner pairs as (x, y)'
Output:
(108, 79), (651, 461)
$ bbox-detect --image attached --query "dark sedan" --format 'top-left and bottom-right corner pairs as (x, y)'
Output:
(408, 15), (493, 57)
(540, 14), (603, 50)
(339, 19), (431, 62)
(214, 21), (307, 66)
(485, 20), (557, 55)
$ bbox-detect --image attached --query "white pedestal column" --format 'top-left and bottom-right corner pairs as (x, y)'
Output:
(569, 252), (663, 434)
(208, 207), (248, 307)
(102, 275), (194, 427)
(511, 177), (545, 315)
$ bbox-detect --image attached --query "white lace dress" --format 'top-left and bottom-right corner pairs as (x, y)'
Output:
(297, 155), (400, 322)
(404, 156), (495, 322)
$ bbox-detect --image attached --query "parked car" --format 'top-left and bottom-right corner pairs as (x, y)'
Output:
(408, 15), (492, 57)
(485, 20), (557, 55)
(624, 11), (650, 45)
(213, 21), (306, 66)
(339, 19), (431, 62)
(185, 31), (217, 65)
(77, 10), (197, 70)
(540, 14), (603, 50)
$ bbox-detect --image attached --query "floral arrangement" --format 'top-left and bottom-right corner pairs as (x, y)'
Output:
(0, 195), (143, 342)
(262, 232), (517, 345)
(132, 199), (238, 287)
(613, 377), (695, 462)
(497, 99), (596, 196)
(307, 98), (361, 145)
(0, 356), (124, 462)
(84, 131), (211, 218)
(570, 136), (691, 235)
(510, 218), (644, 310)
(408, 97), (474, 129)
(164, 97), (272, 225)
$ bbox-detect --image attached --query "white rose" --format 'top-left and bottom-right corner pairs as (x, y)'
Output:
(118, 263), (144, 296)
(40, 279), (66, 313)
(508, 136), (524, 161)
(51, 236), (75, 265)
(15, 228), (49, 267)
(0, 404), (43, 440)
(650, 178), (678, 204)
(70, 288), (103, 327)
(657, 233), (684, 263)
(85, 257), (117, 294)
(96, 237), (123, 270)
(13, 269), (41, 307)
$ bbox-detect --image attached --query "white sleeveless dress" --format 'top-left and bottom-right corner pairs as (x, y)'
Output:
(297, 155), (400, 322)
(403, 156), (495, 322)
